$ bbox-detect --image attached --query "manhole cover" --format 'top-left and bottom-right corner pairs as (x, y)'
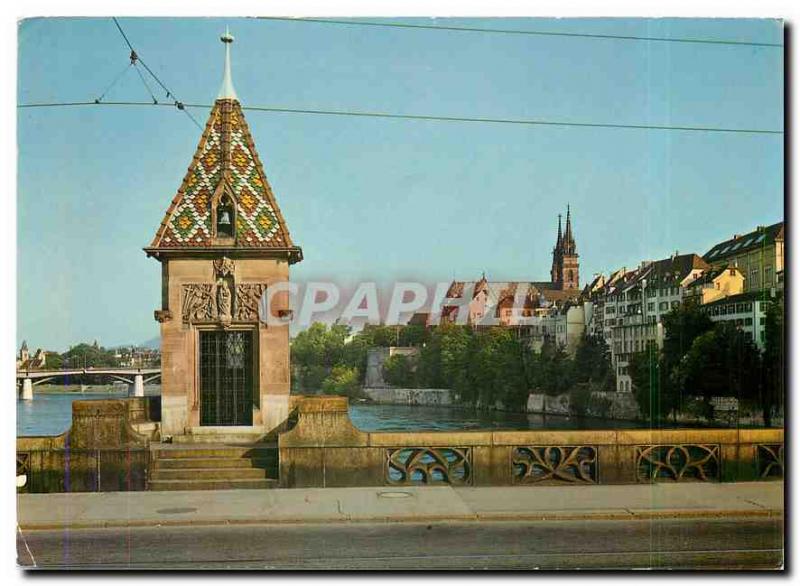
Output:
(377, 491), (413, 499)
(156, 507), (198, 514)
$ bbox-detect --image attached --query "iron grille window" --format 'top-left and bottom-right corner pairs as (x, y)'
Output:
(199, 330), (254, 426)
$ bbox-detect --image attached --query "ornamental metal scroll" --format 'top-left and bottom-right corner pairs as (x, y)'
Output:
(757, 444), (784, 479)
(512, 446), (598, 484)
(386, 447), (471, 486)
(16, 452), (30, 477)
(635, 444), (720, 482)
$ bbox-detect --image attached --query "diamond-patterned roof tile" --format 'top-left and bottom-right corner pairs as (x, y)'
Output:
(150, 99), (297, 253)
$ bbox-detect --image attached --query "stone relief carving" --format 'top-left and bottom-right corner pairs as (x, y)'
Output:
(181, 284), (216, 323)
(235, 284), (267, 322)
(213, 256), (235, 277)
(217, 281), (233, 321)
(181, 282), (268, 323)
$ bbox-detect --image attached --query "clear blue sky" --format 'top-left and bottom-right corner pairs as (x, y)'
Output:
(17, 17), (783, 351)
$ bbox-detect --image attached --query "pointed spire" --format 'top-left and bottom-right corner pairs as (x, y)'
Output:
(218, 27), (238, 100)
(556, 214), (562, 248)
(564, 204), (575, 252)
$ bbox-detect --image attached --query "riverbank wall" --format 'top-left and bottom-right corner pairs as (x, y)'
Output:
(279, 396), (785, 488)
(362, 387), (453, 406)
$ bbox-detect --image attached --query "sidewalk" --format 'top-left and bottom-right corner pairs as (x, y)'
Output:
(17, 482), (783, 530)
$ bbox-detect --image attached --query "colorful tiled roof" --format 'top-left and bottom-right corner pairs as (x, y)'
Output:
(149, 98), (299, 255)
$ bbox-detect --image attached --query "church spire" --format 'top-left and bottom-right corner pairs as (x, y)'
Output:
(556, 213), (563, 248)
(564, 204), (575, 254)
(218, 27), (238, 100)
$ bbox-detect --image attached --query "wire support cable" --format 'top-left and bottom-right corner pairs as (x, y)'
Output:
(258, 17), (783, 48)
(16, 100), (783, 136)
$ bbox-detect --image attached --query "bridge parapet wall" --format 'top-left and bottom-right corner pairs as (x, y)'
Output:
(17, 397), (160, 493)
(279, 396), (784, 488)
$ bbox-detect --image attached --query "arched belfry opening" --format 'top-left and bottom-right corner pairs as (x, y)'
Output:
(215, 190), (236, 239)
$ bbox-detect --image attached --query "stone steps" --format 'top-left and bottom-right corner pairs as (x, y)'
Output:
(152, 446), (275, 459)
(152, 467), (269, 481)
(148, 478), (279, 491)
(156, 456), (275, 469)
(149, 443), (279, 491)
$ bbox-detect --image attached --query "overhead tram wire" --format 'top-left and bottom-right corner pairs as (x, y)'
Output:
(257, 17), (783, 48)
(93, 61), (133, 103)
(16, 100), (783, 136)
(110, 16), (203, 130)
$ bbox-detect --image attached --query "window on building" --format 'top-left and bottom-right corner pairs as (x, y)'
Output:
(647, 302), (655, 312)
(745, 318), (753, 326)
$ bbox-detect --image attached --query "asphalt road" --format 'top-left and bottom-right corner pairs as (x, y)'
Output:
(17, 517), (784, 570)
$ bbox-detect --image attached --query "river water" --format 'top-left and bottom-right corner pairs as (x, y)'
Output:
(17, 391), (642, 437)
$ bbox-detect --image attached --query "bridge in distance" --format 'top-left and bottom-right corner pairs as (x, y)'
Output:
(16, 368), (161, 400)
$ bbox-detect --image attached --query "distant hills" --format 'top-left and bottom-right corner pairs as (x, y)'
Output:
(140, 337), (160, 350)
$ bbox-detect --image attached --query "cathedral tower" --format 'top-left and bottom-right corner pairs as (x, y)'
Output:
(550, 206), (579, 290)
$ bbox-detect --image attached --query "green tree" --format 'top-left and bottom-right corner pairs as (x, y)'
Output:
(573, 334), (615, 392)
(398, 325), (430, 347)
(415, 322), (471, 391)
(321, 365), (362, 398)
(629, 342), (675, 422)
(661, 302), (714, 412)
(383, 354), (417, 388)
(62, 343), (119, 368)
(761, 297), (784, 426)
(531, 340), (574, 396)
(675, 322), (762, 423)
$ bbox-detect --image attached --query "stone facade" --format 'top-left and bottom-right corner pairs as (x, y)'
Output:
(155, 256), (293, 436)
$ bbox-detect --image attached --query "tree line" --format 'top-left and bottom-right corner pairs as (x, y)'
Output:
(291, 294), (784, 427)
(291, 321), (616, 414)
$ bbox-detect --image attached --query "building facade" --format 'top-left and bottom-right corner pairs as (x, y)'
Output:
(145, 33), (302, 439)
(703, 222), (784, 293)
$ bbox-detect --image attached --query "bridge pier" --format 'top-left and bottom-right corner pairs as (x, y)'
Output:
(129, 374), (145, 397)
(20, 378), (33, 401)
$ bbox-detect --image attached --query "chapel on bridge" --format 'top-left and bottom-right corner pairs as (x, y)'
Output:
(145, 31), (302, 439)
